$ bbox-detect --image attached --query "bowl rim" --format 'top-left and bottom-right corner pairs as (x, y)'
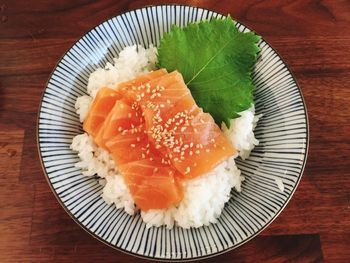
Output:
(36, 4), (309, 261)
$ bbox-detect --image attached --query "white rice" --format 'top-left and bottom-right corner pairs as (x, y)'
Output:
(71, 45), (260, 229)
(75, 96), (92, 122)
(222, 107), (261, 159)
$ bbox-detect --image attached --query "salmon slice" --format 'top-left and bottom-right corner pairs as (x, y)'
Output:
(83, 87), (121, 137)
(120, 159), (183, 211)
(169, 111), (236, 178)
(118, 69), (168, 101)
(94, 100), (142, 149)
(126, 71), (236, 178)
(123, 71), (192, 114)
(105, 123), (183, 211)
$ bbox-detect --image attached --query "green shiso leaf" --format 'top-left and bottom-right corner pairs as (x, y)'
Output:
(157, 16), (261, 127)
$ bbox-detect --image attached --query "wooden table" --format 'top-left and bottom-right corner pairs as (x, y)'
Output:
(1, 0), (349, 262)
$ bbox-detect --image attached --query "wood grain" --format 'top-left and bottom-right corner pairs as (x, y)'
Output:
(0, 127), (24, 183)
(1, 0), (350, 262)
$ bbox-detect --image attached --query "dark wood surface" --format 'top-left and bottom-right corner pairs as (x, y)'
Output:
(1, 0), (350, 262)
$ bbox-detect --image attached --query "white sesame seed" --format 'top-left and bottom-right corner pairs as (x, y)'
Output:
(130, 144), (135, 148)
(206, 149), (210, 153)
(184, 166), (191, 174)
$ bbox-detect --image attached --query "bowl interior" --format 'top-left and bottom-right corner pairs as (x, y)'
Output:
(38, 5), (308, 260)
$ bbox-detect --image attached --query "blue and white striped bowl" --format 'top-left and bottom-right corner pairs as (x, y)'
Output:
(37, 5), (309, 261)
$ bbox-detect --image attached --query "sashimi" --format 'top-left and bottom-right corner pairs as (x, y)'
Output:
(83, 87), (121, 137)
(120, 159), (183, 211)
(94, 100), (141, 149)
(83, 69), (236, 211)
(122, 70), (192, 114)
(105, 122), (183, 211)
(118, 68), (168, 102)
